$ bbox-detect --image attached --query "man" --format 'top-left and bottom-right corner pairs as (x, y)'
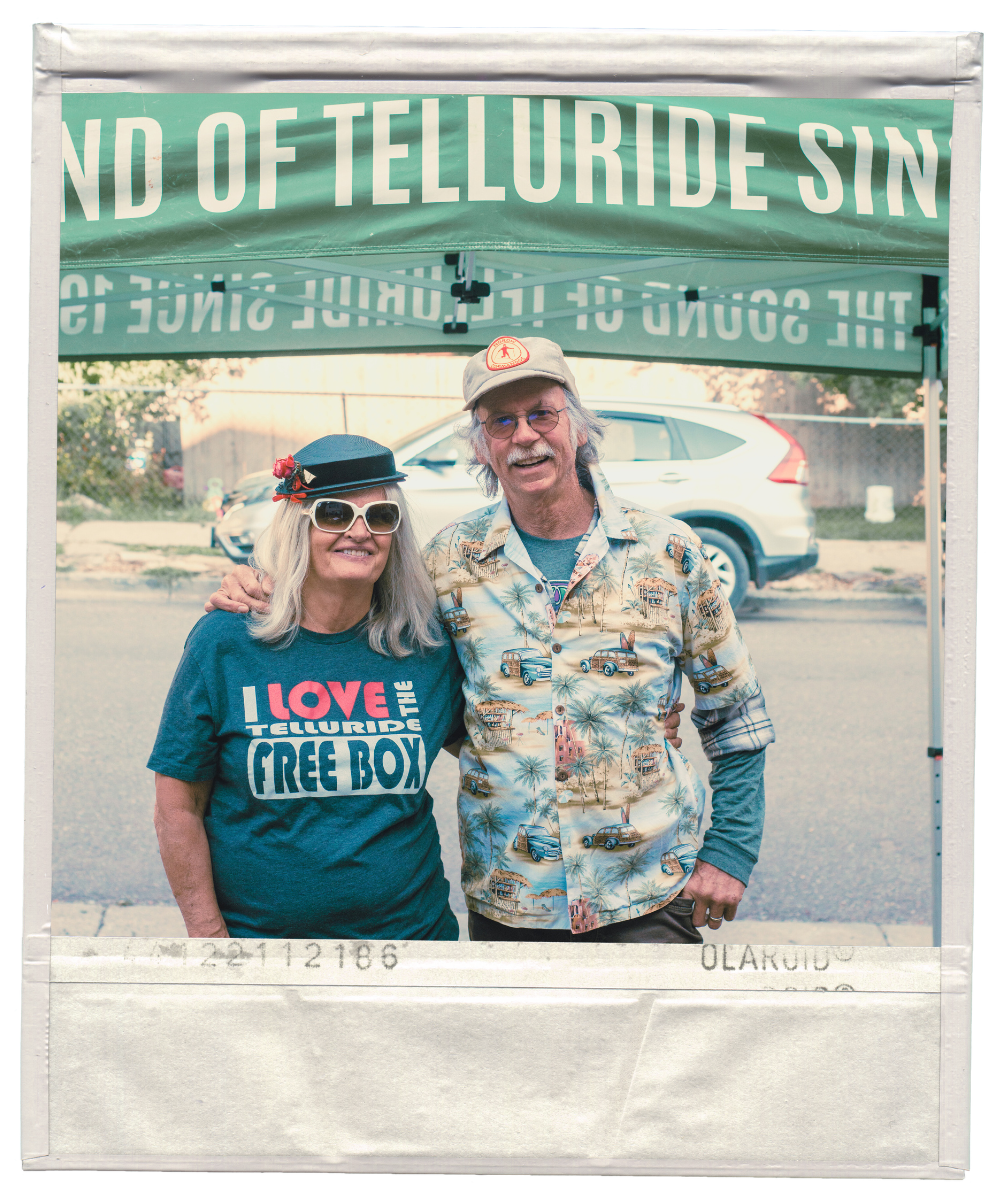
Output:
(209, 335), (773, 943)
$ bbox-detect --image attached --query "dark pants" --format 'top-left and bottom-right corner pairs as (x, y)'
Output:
(468, 897), (703, 944)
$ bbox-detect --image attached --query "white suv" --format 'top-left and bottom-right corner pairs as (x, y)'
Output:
(212, 399), (818, 611)
(394, 399), (818, 610)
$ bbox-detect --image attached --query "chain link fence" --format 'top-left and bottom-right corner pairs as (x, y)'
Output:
(767, 413), (944, 540)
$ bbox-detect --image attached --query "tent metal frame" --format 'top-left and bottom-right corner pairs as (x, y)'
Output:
(61, 253), (948, 346)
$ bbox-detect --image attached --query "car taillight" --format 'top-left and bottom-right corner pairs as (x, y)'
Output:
(752, 414), (809, 484)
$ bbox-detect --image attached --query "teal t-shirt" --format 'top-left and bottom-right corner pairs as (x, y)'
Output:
(515, 526), (580, 610)
(148, 610), (466, 940)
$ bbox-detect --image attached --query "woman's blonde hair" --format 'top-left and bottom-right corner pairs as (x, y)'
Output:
(248, 484), (442, 657)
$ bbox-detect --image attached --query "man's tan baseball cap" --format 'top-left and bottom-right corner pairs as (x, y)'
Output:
(462, 335), (579, 411)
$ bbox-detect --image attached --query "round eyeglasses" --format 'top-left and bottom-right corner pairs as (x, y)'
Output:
(481, 406), (566, 441)
(306, 499), (402, 535)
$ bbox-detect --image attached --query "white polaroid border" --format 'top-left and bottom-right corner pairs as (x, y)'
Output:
(23, 25), (981, 1177)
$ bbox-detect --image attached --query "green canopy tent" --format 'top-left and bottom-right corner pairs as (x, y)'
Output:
(57, 90), (950, 937)
(58, 91), (948, 369)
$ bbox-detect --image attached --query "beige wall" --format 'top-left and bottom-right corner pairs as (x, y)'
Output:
(180, 353), (708, 499)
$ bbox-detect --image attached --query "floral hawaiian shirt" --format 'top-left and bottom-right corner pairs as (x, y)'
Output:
(424, 464), (774, 933)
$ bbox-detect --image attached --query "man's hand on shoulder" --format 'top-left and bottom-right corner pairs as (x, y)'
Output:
(205, 564), (274, 614)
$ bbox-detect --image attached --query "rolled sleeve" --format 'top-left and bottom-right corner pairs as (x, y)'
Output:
(690, 683), (776, 762)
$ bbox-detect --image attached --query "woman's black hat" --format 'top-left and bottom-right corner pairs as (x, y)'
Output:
(272, 434), (407, 503)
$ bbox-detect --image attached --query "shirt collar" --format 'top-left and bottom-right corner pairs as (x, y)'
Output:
(475, 464), (638, 561)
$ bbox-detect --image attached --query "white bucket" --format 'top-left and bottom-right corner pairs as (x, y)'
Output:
(865, 485), (895, 523)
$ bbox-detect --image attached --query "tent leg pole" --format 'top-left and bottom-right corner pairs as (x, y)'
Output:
(923, 328), (943, 948)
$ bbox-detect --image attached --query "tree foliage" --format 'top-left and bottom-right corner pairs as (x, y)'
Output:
(57, 358), (252, 509)
(807, 372), (941, 420)
(687, 363), (942, 421)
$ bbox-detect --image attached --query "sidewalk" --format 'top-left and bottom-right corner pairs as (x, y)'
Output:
(56, 519), (224, 580)
(53, 522), (928, 600)
(49, 902), (931, 946)
(753, 538), (927, 603)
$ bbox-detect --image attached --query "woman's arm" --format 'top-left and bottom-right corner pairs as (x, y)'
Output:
(153, 774), (229, 938)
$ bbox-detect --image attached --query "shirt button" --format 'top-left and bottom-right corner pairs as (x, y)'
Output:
(535, 583), (544, 593)
(555, 705), (565, 715)
(552, 643), (562, 653)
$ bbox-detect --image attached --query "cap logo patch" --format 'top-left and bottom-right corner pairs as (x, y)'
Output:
(486, 336), (530, 371)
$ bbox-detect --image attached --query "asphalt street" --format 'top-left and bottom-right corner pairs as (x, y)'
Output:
(53, 586), (931, 925)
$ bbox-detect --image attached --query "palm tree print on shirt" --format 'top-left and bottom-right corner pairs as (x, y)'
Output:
(529, 613), (553, 647)
(537, 787), (559, 833)
(607, 845), (655, 919)
(553, 672), (584, 706)
(511, 617), (532, 648)
(473, 802), (511, 878)
(633, 876), (671, 914)
(619, 512), (654, 602)
(659, 781), (689, 820)
(501, 579), (534, 619)
(462, 636), (488, 677)
(514, 754), (546, 809)
(582, 864), (614, 918)
(613, 680), (655, 775)
(588, 559), (619, 632)
(588, 730), (619, 807)
(567, 694), (615, 805)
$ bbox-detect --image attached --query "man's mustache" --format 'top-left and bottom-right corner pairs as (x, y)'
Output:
(505, 440), (556, 467)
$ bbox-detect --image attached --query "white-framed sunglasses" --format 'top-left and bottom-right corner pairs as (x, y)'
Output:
(305, 498), (402, 535)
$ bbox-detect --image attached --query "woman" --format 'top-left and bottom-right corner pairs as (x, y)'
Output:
(148, 434), (466, 941)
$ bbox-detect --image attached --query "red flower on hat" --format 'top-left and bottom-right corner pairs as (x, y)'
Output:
(273, 454), (296, 479)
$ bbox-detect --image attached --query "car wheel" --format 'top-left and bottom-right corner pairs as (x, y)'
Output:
(605, 839), (618, 850)
(603, 663), (616, 676)
(698, 683), (710, 694)
(583, 836), (593, 848)
(581, 661), (591, 672)
(690, 527), (750, 611)
(523, 675), (534, 685)
(501, 664), (510, 677)
(530, 849), (542, 862)
(469, 782), (478, 795)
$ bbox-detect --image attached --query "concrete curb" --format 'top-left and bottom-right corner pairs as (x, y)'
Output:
(750, 590), (924, 604)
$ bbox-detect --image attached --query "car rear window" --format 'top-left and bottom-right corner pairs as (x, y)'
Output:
(596, 413), (683, 461)
(671, 418), (746, 459)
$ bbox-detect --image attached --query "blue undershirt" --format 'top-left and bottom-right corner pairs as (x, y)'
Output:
(514, 526), (580, 599)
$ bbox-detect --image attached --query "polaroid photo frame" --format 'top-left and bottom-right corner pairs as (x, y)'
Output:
(24, 24), (980, 1177)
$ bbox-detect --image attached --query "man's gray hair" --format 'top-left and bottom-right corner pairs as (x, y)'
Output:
(455, 386), (606, 498)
